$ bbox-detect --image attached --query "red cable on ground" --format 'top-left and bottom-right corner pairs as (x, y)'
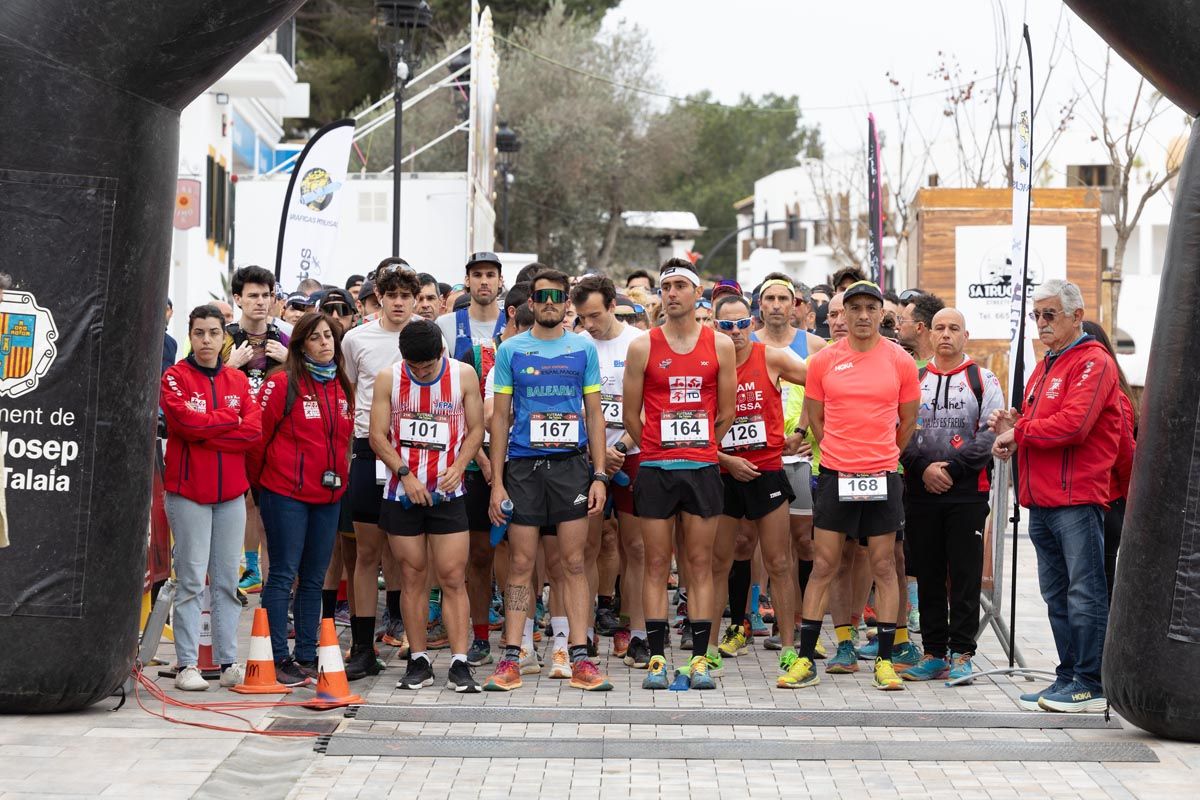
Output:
(130, 667), (334, 737)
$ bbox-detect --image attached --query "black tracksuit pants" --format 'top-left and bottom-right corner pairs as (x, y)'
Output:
(905, 500), (989, 658)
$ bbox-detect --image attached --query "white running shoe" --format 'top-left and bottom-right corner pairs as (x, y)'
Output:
(219, 663), (245, 688)
(175, 665), (209, 691)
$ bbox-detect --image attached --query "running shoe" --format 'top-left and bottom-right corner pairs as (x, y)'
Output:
(488, 605), (504, 630)
(274, 658), (312, 688)
(447, 659), (481, 693)
(763, 632), (782, 651)
(294, 660), (319, 680)
(642, 655), (670, 690)
(613, 629), (631, 658)
(901, 654), (950, 682)
(687, 655), (716, 690)
(467, 638), (493, 667)
(427, 620), (449, 650)
(857, 637), (879, 660)
(428, 589), (442, 623)
(483, 659), (523, 691)
(749, 612), (769, 638)
(380, 616), (406, 648)
(536, 597), (549, 631)
(174, 665), (208, 691)
(238, 568), (262, 594)
(945, 652), (974, 685)
(907, 606), (921, 633)
(892, 641), (923, 671)
(825, 640), (860, 674)
(717, 624), (749, 658)
(1038, 681), (1107, 713)
(569, 659), (613, 691)
(518, 646), (542, 675)
(1019, 679), (1069, 711)
(679, 625), (693, 652)
(344, 646), (382, 681)
(397, 655), (434, 690)
(814, 639), (828, 659)
(547, 648), (572, 679)
(777, 652), (820, 689)
(596, 606), (621, 637)
(872, 658), (904, 691)
(533, 628), (543, 644)
(624, 637), (651, 669)
(668, 572), (679, 590)
(705, 647), (725, 678)
(218, 663), (244, 689)
(675, 598), (688, 623)
(759, 594), (774, 622)
(333, 601), (351, 627)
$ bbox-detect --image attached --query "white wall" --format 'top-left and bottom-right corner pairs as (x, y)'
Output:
(233, 173), (471, 291)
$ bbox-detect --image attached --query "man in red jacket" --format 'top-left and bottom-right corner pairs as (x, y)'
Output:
(991, 279), (1122, 714)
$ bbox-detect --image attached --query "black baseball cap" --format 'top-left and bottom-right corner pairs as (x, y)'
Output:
(286, 292), (315, 308)
(319, 288), (355, 312)
(842, 280), (884, 304)
(465, 251), (503, 271)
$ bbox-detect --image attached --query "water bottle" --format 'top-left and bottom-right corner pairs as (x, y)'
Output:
(490, 499), (515, 546)
(399, 490), (444, 510)
(611, 470), (630, 487)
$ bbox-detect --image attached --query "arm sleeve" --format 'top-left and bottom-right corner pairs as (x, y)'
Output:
(583, 341), (601, 394)
(493, 340), (513, 395)
(1014, 355), (1118, 448)
(947, 369), (1002, 477)
(159, 368), (240, 441)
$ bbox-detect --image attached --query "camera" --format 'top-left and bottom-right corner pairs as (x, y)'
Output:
(321, 470), (342, 489)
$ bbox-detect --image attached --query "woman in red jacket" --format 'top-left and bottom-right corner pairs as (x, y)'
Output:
(248, 311), (354, 685)
(161, 305), (263, 691)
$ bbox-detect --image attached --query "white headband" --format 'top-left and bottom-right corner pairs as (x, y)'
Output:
(659, 265), (701, 287)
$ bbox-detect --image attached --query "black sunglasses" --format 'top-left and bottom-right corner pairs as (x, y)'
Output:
(287, 302), (312, 312)
(323, 304), (351, 316)
(532, 288), (567, 304)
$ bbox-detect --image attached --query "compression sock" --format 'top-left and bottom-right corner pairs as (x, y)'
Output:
(728, 559), (752, 629)
(750, 582), (761, 616)
(473, 623), (490, 642)
(895, 626), (909, 645)
(877, 623), (897, 662)
(799, 619), (823, 661)
(835, 624), (854, 644)
(690, 620), (712, 662)
(798, 559), (813, 597)
(647, 619), (669, 658)
(245, 550), (259, 575)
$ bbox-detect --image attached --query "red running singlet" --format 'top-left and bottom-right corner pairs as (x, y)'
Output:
(719, 341), (785, 472)
(640, 326), (720, 464)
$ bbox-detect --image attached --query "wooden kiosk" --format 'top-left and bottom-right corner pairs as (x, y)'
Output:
(907, 187), (1103, 395)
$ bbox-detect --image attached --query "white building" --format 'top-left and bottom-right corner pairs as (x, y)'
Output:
(168, 19), (309, 344)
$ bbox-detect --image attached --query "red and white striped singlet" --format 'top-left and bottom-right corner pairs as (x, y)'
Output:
(384, 357), (467, 501)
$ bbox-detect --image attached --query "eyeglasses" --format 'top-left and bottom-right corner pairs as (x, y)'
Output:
(1028, 309), (1065, 322)
(715, 317), (754, 332)
(323, 304), (351, 316)
(451, 283), (465, 292)
(532, 288), (567, 304)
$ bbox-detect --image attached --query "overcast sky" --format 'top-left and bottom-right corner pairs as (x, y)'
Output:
(600, 1), (1183, 174)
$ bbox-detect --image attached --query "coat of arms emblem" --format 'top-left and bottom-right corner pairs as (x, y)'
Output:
(0, 290), (58, 398)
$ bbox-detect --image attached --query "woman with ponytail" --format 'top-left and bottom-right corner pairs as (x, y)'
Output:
(248, 311), (355, 685)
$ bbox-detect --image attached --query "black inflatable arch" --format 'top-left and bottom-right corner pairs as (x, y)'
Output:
(1, 0), (1198, 738)
(0, 0), (305, 713)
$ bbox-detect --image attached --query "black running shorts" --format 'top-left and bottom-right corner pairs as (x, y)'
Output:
(348, 437), (382, 525)
(634, 465), (723, 520)
(813, 471), (904, 539)
(721, 470), (794, 521)
(504, 451), (591, 527)
(464, 469), (492, 532)
(379, 496), (469, 536)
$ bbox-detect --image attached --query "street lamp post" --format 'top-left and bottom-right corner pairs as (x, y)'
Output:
(374, 0), (433, 258)
(496, 121), (521, 251)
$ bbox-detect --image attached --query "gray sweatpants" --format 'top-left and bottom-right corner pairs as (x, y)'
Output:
(165, 492), (245, 667)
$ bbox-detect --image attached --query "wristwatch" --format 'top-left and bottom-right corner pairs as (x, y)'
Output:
(614, 441), (628, 455)
(395, 463), (411, 478)
(592, 472), (610, 486)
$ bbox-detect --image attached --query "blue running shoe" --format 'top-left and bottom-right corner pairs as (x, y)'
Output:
(642, 655), (670, 690)
(1019, 679), (1069, 711)
(892, 641), (923, 671)
(687, 656), (716, 690)
(825, 640), (859, 674)
(857, 637), (879, 660)
(945, 652), (974, 685)
(901, 654), (950, 682)
(1038, 681), (1107, 713)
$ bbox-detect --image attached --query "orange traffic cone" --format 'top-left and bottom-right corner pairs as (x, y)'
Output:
(196, 584), (222, 678)
(305, 618), (363, 710)
(231, 608), (294, 694)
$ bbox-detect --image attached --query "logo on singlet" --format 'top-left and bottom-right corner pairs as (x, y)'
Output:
(669, 376), (702, 404)
(834, 362), (855, 372)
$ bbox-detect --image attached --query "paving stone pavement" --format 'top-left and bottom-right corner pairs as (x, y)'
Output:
(3, 526), (1199, 799)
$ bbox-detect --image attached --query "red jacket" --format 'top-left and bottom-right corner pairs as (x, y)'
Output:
(161, 357), (262, 504)
(1110, 391), (1136, 501)
(1014, 337), (1123, 509)
(247, 371), (354, 505)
